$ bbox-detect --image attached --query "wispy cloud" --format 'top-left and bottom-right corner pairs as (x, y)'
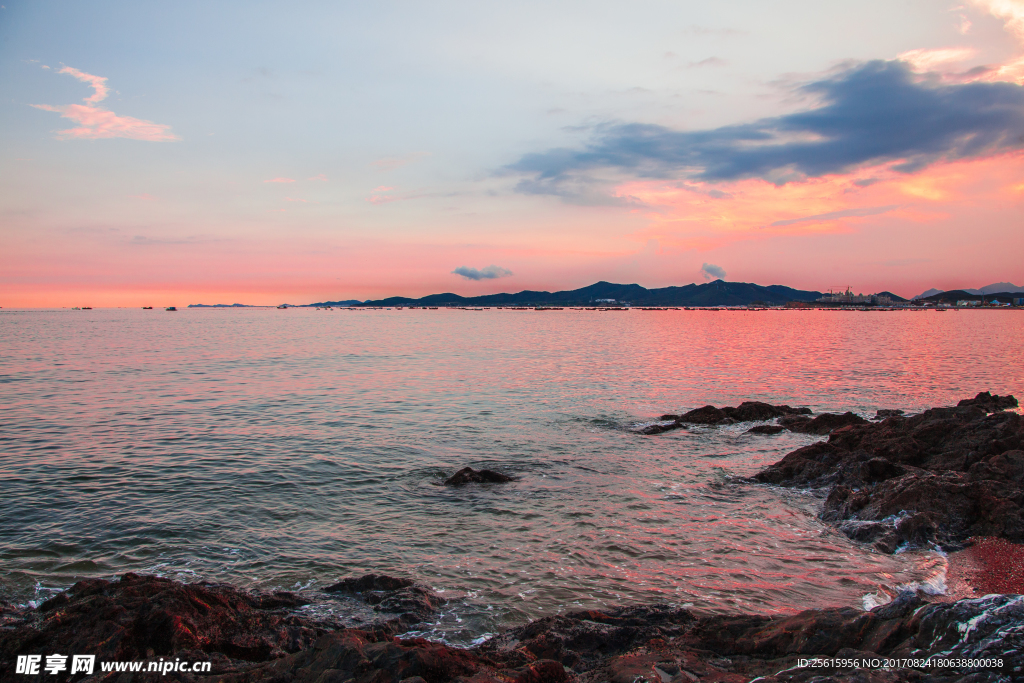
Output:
(366, 186), (395, 204)
(769, 204), (899, 227)
(506, 60), (1024, 197)
(452, 265), (514, 280)
(372, 152), (429, 171)
(897, 47), (976, 72)
(58, 66), (109, 104)
(308, 173), (328, 181)
(31, 66), (178, 141)
(264, 177), (296, 183)
(700, 263), (726, 281)
(689, 57), (727, 68)
(971, 0), (1024, 82)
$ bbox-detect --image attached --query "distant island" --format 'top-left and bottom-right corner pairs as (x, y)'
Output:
(353, 280), (823, 308)
(186, 279), (1023, 309)
(188, 303), (254, 308)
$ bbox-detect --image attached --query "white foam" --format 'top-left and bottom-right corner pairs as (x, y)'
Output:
(861, 549), (948, 610)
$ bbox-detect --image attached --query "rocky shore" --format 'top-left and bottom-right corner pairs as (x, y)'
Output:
(2, 394), (1021, 683)
(752, 391), (1022, 553)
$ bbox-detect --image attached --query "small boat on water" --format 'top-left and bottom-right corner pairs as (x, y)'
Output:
(165, 306), (177, 311)
(277, 304), (288, 309)
(82, 307), (92, 310)
(142, 306), (153, 309)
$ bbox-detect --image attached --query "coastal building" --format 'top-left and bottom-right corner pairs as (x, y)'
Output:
(815, 288), (893, 306)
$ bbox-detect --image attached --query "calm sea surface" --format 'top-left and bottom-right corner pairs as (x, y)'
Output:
(1, 307), (1022, 642)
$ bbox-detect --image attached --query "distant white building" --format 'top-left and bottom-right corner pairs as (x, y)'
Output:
(816, 288), (892, 306)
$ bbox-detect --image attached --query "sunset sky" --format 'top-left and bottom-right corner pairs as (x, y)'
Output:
(2, 0), (1023, 306)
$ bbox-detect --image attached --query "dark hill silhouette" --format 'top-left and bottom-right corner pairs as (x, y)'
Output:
(358, 280), (822, 307)
(920, 290), (1020, 304)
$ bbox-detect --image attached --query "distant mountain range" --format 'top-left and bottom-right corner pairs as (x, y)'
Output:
(355, 280), (823, 307)
(917, 289), (1024, 305)
(188, 303), (253, 308)
(189, 280), (1022, 309)
(912, 282), (1023, 299)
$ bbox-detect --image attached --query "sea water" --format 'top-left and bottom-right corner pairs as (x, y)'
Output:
(1, 307), (1022, 642)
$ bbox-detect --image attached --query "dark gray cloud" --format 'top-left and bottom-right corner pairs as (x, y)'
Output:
(507, 61), (1024, 194)
(700, 263), (726, 281)
(452, 265), (513, 281)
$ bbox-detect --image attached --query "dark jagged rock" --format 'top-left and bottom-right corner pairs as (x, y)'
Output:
(875, 409), (904, 419)
(2, 573), (1022, 683)
(958, 391), (1018, 412)
(780, 411), (869, 435)
(722, 401), (811, 422)
(639, 401), (813, 433)
(678, 405), (729, 424)
(444, 467), (515, 486)
(324, 574), (442, 628)
(755, 395), (1024, 551)
(0, 573), (327, 678)
(747, 424), (785, 435)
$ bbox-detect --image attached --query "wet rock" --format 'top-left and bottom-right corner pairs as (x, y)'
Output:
(875, 409), (904, 419)
(747, 424), (785, 435)
(216, 629), (567, 683)
(2, 573), (1022, 683)
(755, 395), (1024, 551)
(0, 573), (327, 674)
(781, 412), (869, 435)
(324, 574), (442, 628)
(722, 401), (810, 422)
(444, 467), (515, 486)
(638, 421), (683, 435)
(658, 414), (680, 421)
(676, 402), (811, 427)
(677, 405), (728, 424)
(957, 391), (1018, 412)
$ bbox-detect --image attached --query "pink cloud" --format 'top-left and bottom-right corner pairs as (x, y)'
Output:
(366, 186), (396, 204)
(970, 0), (1024, 82)
(308, 174), (328, 181)
(264, 177), (296, 183)
(32, 66), (178, 141)
(31, 103), (179, 141)
(58, 66), (110, 104)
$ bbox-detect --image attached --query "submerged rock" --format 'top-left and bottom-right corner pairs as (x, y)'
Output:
(637, 421), (684, 435)
(324, 574), (442, 628)
(444, 467), (515, 486)
(747, 424), (786, 435)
